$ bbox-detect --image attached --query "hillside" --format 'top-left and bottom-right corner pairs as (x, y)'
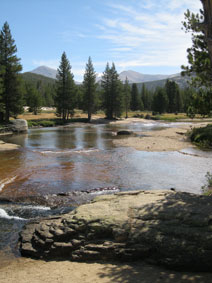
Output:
(21, 72), (56, 85)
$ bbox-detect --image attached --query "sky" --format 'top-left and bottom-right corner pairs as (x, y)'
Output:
(0, 0), (202, 81)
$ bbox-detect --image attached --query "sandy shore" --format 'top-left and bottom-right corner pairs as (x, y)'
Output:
(0, 253), (211, 283)
(113, 121), (209, 152)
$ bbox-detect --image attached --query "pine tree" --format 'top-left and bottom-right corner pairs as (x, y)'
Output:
(55, 52), (76, 121)
(131, 83), (141, 111)
(102, 63), (123, 119)
(110, 63), (123, 118)
(181, 4), (212, 116)
(181, 9), (211, 87)
(152, 88), (168, 114)
(26, 83), (42, 115)
(141, 83), (147, 110)
(0, 22), (23, 122)
(82, 57), (97, 122)
(123, 77), (131, 118)
(101, 63), (111, 118)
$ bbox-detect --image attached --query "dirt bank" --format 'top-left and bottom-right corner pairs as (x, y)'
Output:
(0, 253), (211, 283)
(113, 122), (209, 151)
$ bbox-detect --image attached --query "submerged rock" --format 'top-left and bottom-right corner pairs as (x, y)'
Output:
(19, 190), (212, 271)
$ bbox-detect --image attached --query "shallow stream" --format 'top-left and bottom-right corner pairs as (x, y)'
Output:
(0, 121), (212, 254)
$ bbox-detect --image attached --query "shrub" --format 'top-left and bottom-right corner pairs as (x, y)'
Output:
(145, 114), (152, 120)
(133, 113), (144, 118)
(202, 172), (212, 195)
(189, 125), (212, 148)
(151, 115), (161, 121)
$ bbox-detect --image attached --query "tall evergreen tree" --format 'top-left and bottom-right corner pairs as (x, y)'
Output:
(123, 77), (131, 118)
(0, 22), (23, 122)
(141, 83), (148, 110)
(25, 83), (42, 115)
(55, 52), (75, 121)
(102, 63), (123, 119)
(82, 57), (97, 122)
(110, 63), (123, 118)
(181, 9), (211, 87)
(131, 83), (142, 111)
(101, 63), (111, 118)
(152, 88), (168, 114)
(165, 80), (183, 113)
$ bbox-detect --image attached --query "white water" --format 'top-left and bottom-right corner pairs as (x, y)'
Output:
(0, 208), (25, 220)
(23, 205), (51, 211)
(0, 176), (17, 192)
(39, 148), (99, 155)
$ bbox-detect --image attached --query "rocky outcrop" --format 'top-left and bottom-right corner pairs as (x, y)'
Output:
(19, 190), (212, 271)
(9, 119), (28, 133)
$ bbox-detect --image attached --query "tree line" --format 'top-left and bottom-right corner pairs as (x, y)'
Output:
(0, 20), (211, 123)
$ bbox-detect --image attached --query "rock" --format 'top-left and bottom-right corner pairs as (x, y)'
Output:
(0, 140), (20, 151)
(9, 119), (28, 133)
(117, 130), (132, 135)
(19, 190), (212, 271)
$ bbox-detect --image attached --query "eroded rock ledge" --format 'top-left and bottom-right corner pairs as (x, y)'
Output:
(19, 190), (212, 271)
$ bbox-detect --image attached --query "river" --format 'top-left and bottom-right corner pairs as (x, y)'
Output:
(0, 121), (212, 255)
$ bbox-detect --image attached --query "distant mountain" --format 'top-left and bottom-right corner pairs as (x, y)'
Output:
(29, 66), (188, 89)
(136, 74), (190, 92)
(31, 66), (57, 79)
(29, 66), (81, 84)
(96, 70), (179, 84)
(119, 70), (179, 83)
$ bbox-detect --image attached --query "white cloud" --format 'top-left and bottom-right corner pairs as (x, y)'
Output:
(95, 0), (202, 72)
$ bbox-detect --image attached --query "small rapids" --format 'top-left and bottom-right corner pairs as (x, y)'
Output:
(0, 208), (25, 221)
(0, 202), (75, 255)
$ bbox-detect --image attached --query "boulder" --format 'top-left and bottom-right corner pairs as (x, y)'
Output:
(9, 119), (28, 133)
(117, 130), (132, 135)
(19, 190), (212, 271)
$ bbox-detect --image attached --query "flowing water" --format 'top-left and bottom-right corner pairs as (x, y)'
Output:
(0, 121), (212, 255)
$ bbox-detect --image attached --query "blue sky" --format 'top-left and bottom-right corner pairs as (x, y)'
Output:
(0, 0), (202, 81)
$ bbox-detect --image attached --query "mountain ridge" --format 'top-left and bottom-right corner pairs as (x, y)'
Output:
(29, 65), (180, 84)
(31, 66), (57, 79)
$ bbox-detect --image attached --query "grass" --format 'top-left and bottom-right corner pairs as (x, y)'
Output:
(27, 118), (89, 128)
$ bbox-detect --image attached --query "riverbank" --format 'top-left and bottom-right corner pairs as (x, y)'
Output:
(113, 121), (210, 151)
(0, 253), (211, 283)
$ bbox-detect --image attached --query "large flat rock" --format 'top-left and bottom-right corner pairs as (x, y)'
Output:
(19, 190), (212, 270)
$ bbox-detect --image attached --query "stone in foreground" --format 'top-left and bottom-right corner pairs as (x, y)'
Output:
(19, 190), (212, 270)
